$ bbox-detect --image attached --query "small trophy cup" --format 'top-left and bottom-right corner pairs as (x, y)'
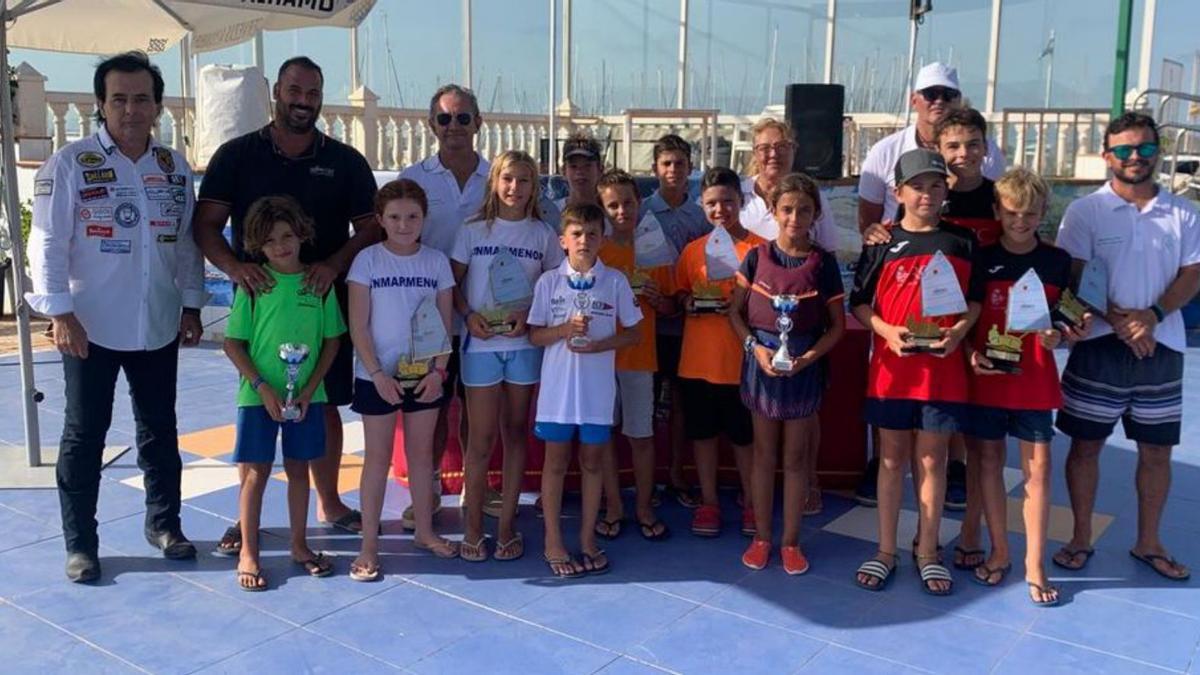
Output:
(278, 343), (310, 421)
(567, 270), (596, 348)
(691, 282), (729, 314)
(903, 317), (945, 354)
(770, 294), (800, 372)
(983, 325), (1024, 374)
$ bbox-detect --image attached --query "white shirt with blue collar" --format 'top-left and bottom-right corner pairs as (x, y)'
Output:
(1056, 181), (1200, 353)
(25, 124), (204, 352)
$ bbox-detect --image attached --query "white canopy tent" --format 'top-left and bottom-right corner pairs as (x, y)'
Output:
(0, 0), (375, 472)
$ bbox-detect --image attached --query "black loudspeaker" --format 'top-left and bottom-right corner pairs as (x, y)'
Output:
(783, 83), (845, 179)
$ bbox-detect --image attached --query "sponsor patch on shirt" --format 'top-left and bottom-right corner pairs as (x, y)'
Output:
(114, 202), (141, 228)
(34, 179), (53, 196)
(143, 174), (168, 186)
(82, 168), (117, 185)
(149, 219), (176, 228)
(78, 206), (113, 222)
(111, 186), (139, 199)
(309, 166), (335, 178)
(75, 151), (106, 168)
(86, 225), (113, 238)
(167, 174), (186, 186)
(99, 239), (131, 254)
(145, 186), (185, 202)
(160, 202), (184, 217)
(79, 186), (109, 202)
(153, 147), (176, 173)
(156, 234), (177, 243)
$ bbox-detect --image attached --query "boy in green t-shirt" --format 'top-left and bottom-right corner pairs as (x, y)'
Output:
(223, 196), (345, 591)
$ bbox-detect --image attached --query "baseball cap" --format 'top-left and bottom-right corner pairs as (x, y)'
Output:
(562, 136), (602, 162)
(913, 62), (960, 93)
(894, 149), (951, 186)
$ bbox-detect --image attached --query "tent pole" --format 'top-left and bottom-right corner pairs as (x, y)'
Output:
(0, 0), (44, 466)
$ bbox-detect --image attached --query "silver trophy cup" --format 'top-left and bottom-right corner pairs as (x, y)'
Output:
(770, 295), (799, 372)
(278, 343), (311, 421)
(567, 272), (596, 349)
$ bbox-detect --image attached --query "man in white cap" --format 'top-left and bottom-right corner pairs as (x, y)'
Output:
(858, 62), (1005, 231)
(854, 62), (1006, 515)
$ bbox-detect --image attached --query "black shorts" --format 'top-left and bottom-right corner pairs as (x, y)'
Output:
(350, 378), (447, 415)
(655, 333), (683, 379)
(678, 378), (753, 446)
(864, 398), (966, 434)
(322, 281), (353, 406)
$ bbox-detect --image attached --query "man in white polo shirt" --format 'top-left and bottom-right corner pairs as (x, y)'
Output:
(398, 84), (498, 523)
(857, 62), (1005, 231)
(1052, 112), (1200, 581)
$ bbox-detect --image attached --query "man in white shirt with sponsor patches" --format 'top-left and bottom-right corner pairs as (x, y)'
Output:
(26, 52), (205, 583)
(857, 62), (1006, 231)
(398, 83), (501, 522)
(1052, 112), (1200, 582)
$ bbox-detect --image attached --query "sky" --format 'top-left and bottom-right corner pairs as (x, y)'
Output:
(10, 0), (1200, 117)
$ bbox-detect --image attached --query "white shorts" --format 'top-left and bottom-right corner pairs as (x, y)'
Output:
(615, 370), (655, 439)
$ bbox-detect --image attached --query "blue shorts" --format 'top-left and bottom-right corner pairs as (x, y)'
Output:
(234, 404), (326, 463)
(864, 399), (965, 434)
(461, 348), (542, 387)
(965, 406), (1054, 443)
(534, 421), (612, 445)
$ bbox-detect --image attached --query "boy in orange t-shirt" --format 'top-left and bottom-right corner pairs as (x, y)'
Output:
(596, 170), (677, 541)
(675, 167), (767, 538)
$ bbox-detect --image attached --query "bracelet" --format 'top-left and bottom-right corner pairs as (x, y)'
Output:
(1151, 304), (1166, 322)
(368, 368), (384, 378)
(250, 376), (265, 390)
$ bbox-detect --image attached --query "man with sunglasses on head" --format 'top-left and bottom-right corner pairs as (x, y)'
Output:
(398, 84), (504, 524)
(194, 56), (379, 552)
(853, 62), (1006, 512)
(1051, 112), (1200, 582)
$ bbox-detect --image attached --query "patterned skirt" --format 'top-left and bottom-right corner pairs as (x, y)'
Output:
(740, 329), (825, 421)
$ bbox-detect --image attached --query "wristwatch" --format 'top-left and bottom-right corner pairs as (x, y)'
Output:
(743, 334), (758, 353)
(1150, 304), (1166, 322)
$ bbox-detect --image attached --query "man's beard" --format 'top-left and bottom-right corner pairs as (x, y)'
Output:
(1112, 161), (1155, 186)
(276, 102), (320, 134)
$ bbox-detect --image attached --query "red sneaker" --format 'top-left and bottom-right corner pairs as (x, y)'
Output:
(782, 546), (810, 575)
(741, 507), (757, 537)
(742, 540), (771, 570)
(691, 505), (721, 537)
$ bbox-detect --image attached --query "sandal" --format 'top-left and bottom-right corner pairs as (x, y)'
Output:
(971, 562), (1012, 587)
(215, 525), (242, 557)
(580, 549), (611, 576)
(414, 538), (461, 560)
(236, 568), (267, 592)
(349, 560), (380, 583)
(544, 553), (584, 579)
(1051, 545), (1095, 571)
(638, 519), (671, 541)
(493, 533), (525, 561)
(855, 552), (897, 591)
(663, 483), (699, 509)
(323, 509), (364, 534)
(460, 536), (489, 562)
(294, 552), (334, 578)
(917, 556), (954, 596)
(953, 545), (985, 570)
(594, 517), (625, 540)
(1028, 581), (1060, 607)
(1130, 550), (1191, 581)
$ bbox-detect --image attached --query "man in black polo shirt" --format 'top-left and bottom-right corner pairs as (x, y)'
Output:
(193, 56), (379, 553)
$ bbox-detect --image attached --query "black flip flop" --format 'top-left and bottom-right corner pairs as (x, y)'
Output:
(1028, 581), (1061, 607)
(214, 525), (242, 557)
(580, 550), (611, 576)
(1051, 546), (1095, 571)
(952, 545), (985, 570)
(1130, 550), (1191, 581)
(544, 554), (585, 579)
(236, 569), (267, 592)
(638, 519), (671, 541)
(594, 517), (625, 540)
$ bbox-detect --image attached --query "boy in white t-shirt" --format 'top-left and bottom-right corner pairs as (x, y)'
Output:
(528, 204), (643, 578)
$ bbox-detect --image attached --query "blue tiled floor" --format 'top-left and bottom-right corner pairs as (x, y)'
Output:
(0, 342), (1198, 674)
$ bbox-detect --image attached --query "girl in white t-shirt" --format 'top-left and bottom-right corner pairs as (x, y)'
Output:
(347, 180), (458, 582)
(450, 150), (563, 562)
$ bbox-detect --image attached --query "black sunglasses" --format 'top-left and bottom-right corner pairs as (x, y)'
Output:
(919, 87), (961, 103)
(435, 112), (474, 127)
